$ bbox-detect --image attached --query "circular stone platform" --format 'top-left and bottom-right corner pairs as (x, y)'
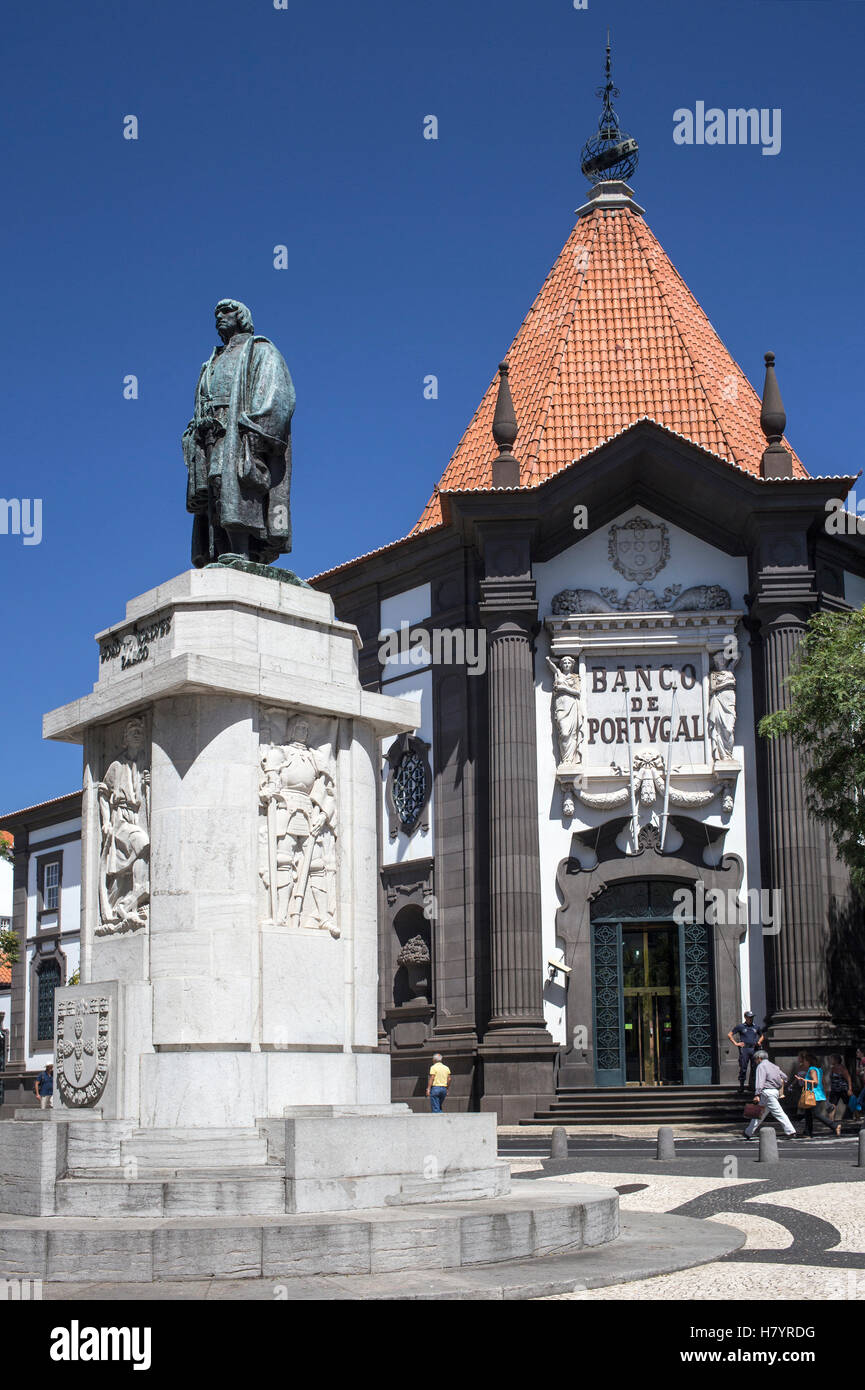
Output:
(2, 1183), (616, 1284)
(0, 1182), (745, 1296)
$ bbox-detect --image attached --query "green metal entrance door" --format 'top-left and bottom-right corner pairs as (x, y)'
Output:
(622, 925), (682, 1085)
(591, 879), (715, 1087)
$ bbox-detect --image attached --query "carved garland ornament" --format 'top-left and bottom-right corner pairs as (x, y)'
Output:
(570, 753), (733, 814)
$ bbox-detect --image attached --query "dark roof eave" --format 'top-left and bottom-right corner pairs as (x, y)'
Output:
(308, 517), (452, 588)
(0, 790), (81, 829)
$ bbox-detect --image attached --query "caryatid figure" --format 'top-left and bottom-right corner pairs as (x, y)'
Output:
(546, 655), (583, 766)
(708, 647), (740, 763)
(183, 299), (295, 568)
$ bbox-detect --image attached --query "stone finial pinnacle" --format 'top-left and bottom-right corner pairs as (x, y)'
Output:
(760, 352), (786, 443)
(760, 351), (792, 479)
(492, 361), (518, 452)
(491, 361), (520, 488)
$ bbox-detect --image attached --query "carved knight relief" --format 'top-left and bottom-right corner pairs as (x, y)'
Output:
(96, 714), (150, 935)
(258, 708), (339, 936)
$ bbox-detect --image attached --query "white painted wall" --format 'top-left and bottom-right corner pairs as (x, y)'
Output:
(380, 583), (432, 682)
(534, 505), (765, 1044)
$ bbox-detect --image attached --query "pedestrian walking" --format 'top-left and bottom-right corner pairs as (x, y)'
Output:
(743, 1049), (797, 1140)
(426, 1053), (451, 1113)
(728, 1010), (763, 1094)
(851, 1047), (865, 1123)
(35, 1063), (54, 1110)
(825, 1054), (854, 1130)
(794, 1053), (841, 1139)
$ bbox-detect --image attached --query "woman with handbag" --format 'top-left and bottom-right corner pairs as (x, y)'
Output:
(825, 1054), (853, 1130)
(794, 1053), (841, 1138)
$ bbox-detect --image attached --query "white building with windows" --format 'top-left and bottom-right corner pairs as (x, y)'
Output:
(0, 793), (81, 1111)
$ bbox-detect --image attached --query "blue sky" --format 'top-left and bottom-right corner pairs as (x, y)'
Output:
(1, 0), (863, 811)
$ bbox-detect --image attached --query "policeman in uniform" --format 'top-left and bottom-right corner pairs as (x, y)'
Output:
(727, 1010), (764, 1093)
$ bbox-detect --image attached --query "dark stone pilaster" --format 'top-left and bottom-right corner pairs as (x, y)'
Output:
(475, 529), (556, 1121)
(750, 568), (833, 1068)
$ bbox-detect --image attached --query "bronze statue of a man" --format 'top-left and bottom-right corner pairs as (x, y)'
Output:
(183, 299), (295, 567)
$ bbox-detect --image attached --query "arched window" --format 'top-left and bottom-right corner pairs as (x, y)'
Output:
(36, 960), (61, 1042)
(384, 734), (432, 840)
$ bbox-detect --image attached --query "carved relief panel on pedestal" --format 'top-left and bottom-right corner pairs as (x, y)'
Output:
(96, 713), (151, 935)
(258, 707), (339, 937)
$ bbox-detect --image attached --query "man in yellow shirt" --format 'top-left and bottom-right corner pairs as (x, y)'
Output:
(426, 1054), (451, 1113)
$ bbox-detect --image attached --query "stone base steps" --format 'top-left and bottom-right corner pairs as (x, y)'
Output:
(55, 1169), (287, 1218)
(54, 1164), (511, 1220)
(0, 1182), (619, 1283)
(122, 1127), (272, 1171)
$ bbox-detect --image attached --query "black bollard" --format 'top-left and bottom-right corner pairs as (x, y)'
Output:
(858, 1129), (865, 1169)
(758, 1127), (779, 1163)
(656, 1126), (676, 1160)
(550, 1125), (568, 1160)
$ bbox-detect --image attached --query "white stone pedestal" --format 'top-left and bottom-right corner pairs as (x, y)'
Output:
(21, 566), (508, 1218)
(44, 568), (420, 1127)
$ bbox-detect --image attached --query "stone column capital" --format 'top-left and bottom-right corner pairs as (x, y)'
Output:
(747, 569), (818, 630)
(478, 577), (539, 640)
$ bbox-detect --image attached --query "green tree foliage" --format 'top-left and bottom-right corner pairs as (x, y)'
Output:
(0, 927), (18, 964)
(759, 607), (865, 889)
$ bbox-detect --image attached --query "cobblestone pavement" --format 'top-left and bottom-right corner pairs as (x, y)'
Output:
(506, 1129), (865, 1301)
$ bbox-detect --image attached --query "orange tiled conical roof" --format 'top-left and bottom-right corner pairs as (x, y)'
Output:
(412, 187), (806, 533)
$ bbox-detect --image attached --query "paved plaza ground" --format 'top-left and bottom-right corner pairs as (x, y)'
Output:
(499, 1125), (865, 1301)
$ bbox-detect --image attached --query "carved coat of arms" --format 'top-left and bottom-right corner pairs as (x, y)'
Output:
(608, 517), (669, 583)
(56, 996), (110, 1107)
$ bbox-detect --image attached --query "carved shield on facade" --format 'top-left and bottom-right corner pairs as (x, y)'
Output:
(608, 518), (669, 583)
(56, 996), (110, 1108)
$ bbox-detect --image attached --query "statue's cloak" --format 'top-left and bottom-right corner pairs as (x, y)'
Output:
(185, 334), (295, 566)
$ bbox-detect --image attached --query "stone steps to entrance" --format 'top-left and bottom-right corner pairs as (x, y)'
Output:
(522, 1086), (750, 1125)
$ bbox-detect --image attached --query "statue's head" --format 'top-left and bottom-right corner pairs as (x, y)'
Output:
(214, 299), (254, 343)
(712, 650), (726, 670)
(287, 716), (310, 747)
(560, 656), (576, 674)
(123, 716), (146, 755)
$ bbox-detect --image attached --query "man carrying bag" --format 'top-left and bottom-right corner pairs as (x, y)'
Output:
(743, 1050), (797, 1140)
